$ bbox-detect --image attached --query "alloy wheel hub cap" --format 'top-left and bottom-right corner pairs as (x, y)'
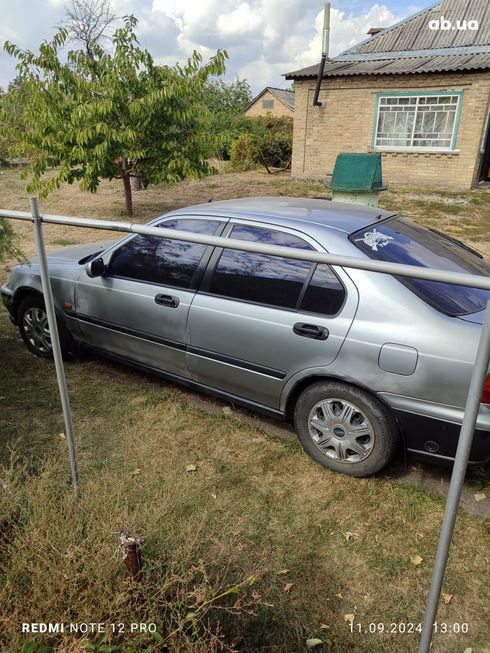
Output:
(307, 398), (374, 464)
(23, 307), (52, 353)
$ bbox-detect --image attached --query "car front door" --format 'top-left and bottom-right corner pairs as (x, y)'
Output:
(73, 217), (227, 378)
(187, 221), (359, 410)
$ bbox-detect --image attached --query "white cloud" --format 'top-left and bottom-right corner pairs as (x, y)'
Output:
(217, 3), (263, 38)
(0, 0), (414, 92)
(295, 4), (406, 69)
(238, 56), (286, 89)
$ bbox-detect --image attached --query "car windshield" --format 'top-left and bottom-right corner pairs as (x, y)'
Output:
(349, 217), (490, 317)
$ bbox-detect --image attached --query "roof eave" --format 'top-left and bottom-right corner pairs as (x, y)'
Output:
(285, 66), (490, 80)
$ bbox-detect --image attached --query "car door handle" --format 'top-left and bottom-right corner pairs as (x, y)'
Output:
(154, 294), (180, 308)
(293, 323), (329, 340)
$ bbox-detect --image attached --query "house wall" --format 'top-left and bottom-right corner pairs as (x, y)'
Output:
(291, 72), (490, 189)
(245, 90), (294, 118)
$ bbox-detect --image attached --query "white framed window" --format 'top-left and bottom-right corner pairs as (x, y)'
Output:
(262, 99), (274, 109)
(373, 92), (463, 151)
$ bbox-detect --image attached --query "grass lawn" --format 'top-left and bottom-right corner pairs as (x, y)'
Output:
(0, 167), (489, 653)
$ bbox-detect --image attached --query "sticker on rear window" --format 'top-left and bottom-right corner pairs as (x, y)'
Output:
(356, 229), (394, 252)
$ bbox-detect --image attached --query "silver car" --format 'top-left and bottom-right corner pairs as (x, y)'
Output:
(2, 197), (490, 476)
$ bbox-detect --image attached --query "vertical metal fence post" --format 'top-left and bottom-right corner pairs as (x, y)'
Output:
(30, 197), (80, 501)
(418, 299), (490, 653)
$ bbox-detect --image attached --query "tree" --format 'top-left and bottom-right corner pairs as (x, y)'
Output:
(201, 78), (252, 160)
(0, 87), (5, 164)
(1, 17), (227, 216)
(62, 0), (118, 57)
(202, 78), (251, 114)
(0, 79), (26, 165)
(0, 78), (24, 263)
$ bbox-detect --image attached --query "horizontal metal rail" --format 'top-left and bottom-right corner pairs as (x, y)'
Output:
(1, 208), (489, 290)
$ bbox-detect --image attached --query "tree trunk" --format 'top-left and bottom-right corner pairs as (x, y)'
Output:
(122, 174), (133, 217)
(121, 158), (133, 217)
(130, 175), (142, 191)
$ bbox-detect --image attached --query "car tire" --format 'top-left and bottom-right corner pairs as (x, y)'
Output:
(17, 294), (72, 359)
(294, 380), (399, 477)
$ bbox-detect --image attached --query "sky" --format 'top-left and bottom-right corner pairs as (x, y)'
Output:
(0, 0), (425, 95)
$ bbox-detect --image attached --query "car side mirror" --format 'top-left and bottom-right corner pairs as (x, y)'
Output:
(86, 257), (106, 278)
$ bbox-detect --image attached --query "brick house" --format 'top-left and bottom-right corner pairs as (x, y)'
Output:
(285, 0), (490, 189)
(244, 87), (295, 118)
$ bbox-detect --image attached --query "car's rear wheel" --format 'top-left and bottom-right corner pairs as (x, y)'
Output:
(18, 295), (71, 359)
(294, 381), (399, 477)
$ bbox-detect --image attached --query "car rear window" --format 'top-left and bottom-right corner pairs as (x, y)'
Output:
(349, 217), (490, 316)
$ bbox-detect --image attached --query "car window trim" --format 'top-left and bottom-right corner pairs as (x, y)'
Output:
(296, 263), (316, 309)
(196, 289), (347, 319)
(104, 217), (229, 291)
(98, 274), (201, 293)
(198, 221), (347, 317)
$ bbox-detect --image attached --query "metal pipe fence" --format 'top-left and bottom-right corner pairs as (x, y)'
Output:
(2, 207), (490, 290)
(1, 198), (489, 653)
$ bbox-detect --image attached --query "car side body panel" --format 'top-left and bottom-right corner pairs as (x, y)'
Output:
(73, 273), (194, 376)
(2, 197), (489, 467)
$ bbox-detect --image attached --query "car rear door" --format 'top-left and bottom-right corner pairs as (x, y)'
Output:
(73, 217), (227, 378)
(187, 221), (359, 410)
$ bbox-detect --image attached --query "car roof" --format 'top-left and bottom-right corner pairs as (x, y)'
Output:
(166, 196), (395, 237)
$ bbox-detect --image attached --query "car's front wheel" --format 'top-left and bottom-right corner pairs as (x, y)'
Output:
(18, 294), (71, 359)
(294, 381), (399, 477)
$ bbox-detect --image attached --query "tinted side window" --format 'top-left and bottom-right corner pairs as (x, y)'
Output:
(209, 225), (313, 309)
(301, 265), (345, 315)
(108, 218), (221, 288)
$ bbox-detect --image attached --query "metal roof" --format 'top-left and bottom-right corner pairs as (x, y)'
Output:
(245, 87), (295, 111)
(351, 0), (490, 55)
(269, 88), (295, 110)
(286, 0), (490, 79)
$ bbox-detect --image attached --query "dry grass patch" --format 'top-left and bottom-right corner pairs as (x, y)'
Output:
(1, 309), (490, 652)
(379, 185), (490, 257)
(1, 166), (489, 268)
(1, 169), (490, 652)
(0, 167), (326, 267)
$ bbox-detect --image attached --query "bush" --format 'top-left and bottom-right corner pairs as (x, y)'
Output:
(258, 132), (292, 169)
(229, 133), (259, 171)
(0, 218), (22, 264)
(227, 116), (293, 171)
(210, 113), (252, 160)
(202, 79), (253, 160)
